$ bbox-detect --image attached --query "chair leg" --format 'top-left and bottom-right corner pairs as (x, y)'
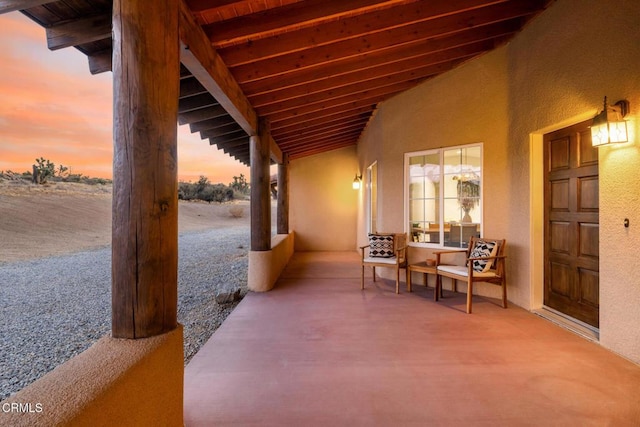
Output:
(466, 281), (473, 314)
(435, 275), (440, 301)
(372, 266), (376, 282)
(395, 268), (400, 294)
(407, 269), (412, 292)
(501, 277), (508, 308)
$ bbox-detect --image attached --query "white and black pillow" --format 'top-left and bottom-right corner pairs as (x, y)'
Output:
(368, 234), (395, 258)
(469, 240), (498, 272)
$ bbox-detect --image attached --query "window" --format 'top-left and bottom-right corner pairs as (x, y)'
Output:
(405, 144), (482, 248)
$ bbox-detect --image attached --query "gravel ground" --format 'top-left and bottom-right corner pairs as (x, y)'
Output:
(0, 226), (249, 400)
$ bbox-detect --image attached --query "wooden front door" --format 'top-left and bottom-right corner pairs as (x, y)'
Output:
(544, 120), (599, 327)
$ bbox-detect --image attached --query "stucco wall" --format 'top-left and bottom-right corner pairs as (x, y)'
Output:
(357, 47), (511, 299)
(290, 146), (358, 251)
(0, 326), (184, 426)
(356, 0), (640, 363)
(505, 0), (640, 364)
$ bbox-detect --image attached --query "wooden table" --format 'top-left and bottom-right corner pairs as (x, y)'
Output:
(407, 262), (440, 301)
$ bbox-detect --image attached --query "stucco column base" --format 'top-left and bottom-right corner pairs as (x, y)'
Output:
(0, 325), (184, 426)
(248, 233), (294, 292)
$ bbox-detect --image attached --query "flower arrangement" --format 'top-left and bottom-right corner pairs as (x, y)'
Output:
(455, 177), (480, 222)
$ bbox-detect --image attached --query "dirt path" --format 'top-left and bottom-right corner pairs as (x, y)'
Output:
(0, 180), (250, 263)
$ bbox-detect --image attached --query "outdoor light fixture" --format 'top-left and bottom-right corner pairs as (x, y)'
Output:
(591, 96), (630, 147)
(352, 174), (362, 190)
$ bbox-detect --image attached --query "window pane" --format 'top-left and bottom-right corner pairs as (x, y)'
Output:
(408, 152), (439, 244)
(406, 145), (481, 247)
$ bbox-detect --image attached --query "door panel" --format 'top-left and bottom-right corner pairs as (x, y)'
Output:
(544, 120), (599, 327)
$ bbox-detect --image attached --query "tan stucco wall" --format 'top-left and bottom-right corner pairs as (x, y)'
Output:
(248, 232), (295, 291)
(0, 326), (184, 426)
(356, 0), (640, 363)
(290, 146), (358, 251)
(505, 0), (640, 364)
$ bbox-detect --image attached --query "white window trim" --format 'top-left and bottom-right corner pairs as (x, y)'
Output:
(404, 143), (483, 248)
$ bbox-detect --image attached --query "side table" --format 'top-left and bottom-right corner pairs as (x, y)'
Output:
(407, 262), (440, 301)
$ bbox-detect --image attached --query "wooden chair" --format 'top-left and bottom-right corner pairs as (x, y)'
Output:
(434, 237), (507, 313)
(360, 233), (407, 294)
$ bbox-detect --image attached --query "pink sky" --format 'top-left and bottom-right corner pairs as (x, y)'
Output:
(0, 12), (249, 183)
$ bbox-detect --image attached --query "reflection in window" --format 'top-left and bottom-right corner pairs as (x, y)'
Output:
(405, 144), (482, 248)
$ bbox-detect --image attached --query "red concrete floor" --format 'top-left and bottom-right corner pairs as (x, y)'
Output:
(184, 251), (640, 426)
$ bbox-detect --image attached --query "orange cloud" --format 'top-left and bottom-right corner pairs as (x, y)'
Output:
(0, 12), (249, 183)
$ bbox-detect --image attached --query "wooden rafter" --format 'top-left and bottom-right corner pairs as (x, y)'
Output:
(15, 0), (551, 161)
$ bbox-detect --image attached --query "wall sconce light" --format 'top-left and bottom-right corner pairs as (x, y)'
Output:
(352, 174), (362, 190)
(591, 96), (630, 147)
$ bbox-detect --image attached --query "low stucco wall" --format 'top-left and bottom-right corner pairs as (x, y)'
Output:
(248, 232), (295, 292)
(0, 326), (184, 426)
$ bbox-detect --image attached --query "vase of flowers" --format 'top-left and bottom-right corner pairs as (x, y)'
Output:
(456, 179), (480, 222)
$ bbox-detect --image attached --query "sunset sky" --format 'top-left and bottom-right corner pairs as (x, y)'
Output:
(0, 12), (249, 183)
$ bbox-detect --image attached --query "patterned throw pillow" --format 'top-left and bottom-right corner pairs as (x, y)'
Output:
(368, 234), (395, 258)
(469, 240), (498, 272)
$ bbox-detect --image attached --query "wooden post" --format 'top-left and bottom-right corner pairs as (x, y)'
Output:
(111, 0), (179, 339)
(250, 120), (272, 251)
(277, 153), (289, 235)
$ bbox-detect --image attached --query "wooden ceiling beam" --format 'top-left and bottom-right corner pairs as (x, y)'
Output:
(88, 49), (112, 75)
(188, 115), (237, 133)
(0, 0), (55, 14)
(46, 13), (111, 51)
(212, 138), (248, 149)
(269, 98), (378, 129)
(205, 0), (415, 49)
(272, 111), (372, 137)
(287, 137), (358, 153)
(178, 0), (258, 136)
(186, 0), (245, 13)
(263, 80), (416, 123)
(218, 0), (505, 66)
(289, 142), (357, 160)
(257, 59), (463, 115)
(178, 104), (228, 125)
(211, 132), (249, 144)
(250, 52), (475, 107)
(178, 93), (218, 114)
(280, 131), (362, 151)
(242, 39), (494, 97)
(270, 106), (375, 132)
(200, 127), (245, 140)
(179, 76), (209, 98)
(273, 114), (370, 141)
(276, 122), (367, 146)
(229, 9), (531, 83)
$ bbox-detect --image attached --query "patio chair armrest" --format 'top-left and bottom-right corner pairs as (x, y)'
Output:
(360, 244), (370, 260)
(467, 255), (507, 261)
(433, 249), (467, 255)
(434, 249), (467, 265)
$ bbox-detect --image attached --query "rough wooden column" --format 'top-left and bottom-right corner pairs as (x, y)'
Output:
(250, 120), (272, 251)
(111, 0), (179, 338)
(277, 153), (289, 235)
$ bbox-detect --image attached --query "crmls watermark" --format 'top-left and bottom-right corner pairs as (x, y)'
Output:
(2, 402), (43, 413)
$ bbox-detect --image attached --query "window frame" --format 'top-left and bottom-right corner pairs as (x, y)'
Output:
(404, 143), (484, 248)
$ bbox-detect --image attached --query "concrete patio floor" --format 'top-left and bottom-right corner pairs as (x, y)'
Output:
(184, 251), (640, 426)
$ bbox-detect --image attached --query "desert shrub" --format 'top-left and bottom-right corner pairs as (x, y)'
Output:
(229, 174), (249, 195)
(228, 205), (244, 218)
(178, 177), (235, 203)
(33, 157), (56, 184)
(84, 177), (111, 185)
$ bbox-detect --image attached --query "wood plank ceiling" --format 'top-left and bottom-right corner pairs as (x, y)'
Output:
(7, 0), (552, 165)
